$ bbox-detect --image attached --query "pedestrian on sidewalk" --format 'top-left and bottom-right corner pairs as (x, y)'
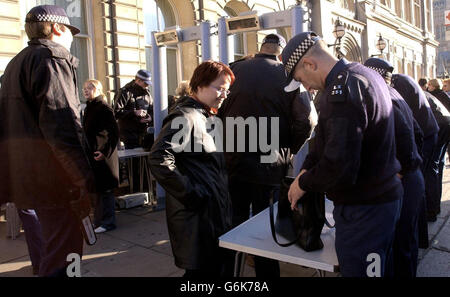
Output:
(82, 79), (120, 234)
(149, 61), (235, 277)
(0, 5), (95, 276)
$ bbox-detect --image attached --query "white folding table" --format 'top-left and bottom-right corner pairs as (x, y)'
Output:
(219, 199), (339, 277)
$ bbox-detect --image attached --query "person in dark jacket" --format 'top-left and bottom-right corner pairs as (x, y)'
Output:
(423, 90), (450, 221)
(218, 33), (316, 277)
(364, 58), (425, 277)
(114, 69), (153, 149)
(0, 5), (95, 277)
(391, 74), (440, 246)
(82, 79), (120, 233)
(428, 78), (450, 112)
(114, 69), (153, 193)
(149, 61), (235, 277)
(284, 32), (402, 277)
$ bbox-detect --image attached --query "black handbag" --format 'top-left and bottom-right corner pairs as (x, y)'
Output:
(269, 176), (331, 252)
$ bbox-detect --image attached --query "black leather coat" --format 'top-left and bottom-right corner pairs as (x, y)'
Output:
(149, 96), (232, 270)
(0, 39), (95, 208)
(113, 80), (153, 147)
(83, 96), (120, 192)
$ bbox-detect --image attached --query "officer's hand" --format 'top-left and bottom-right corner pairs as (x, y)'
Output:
(288, 170), (307, 211)
(134, 109), (147, 117)
(397, 173), (403, 179)
(93, 151), (105, 161)
(140, 115), (152, 123)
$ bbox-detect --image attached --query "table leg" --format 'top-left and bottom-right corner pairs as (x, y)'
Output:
(143, 157), (154, 205)
(316, 269), (326, 277)
(128, 158), (133, 193)
(234, 252), (247, 277)
(139, 156), (144, 192)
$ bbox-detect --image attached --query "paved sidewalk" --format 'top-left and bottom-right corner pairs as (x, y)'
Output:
(1, 168), (449, 277)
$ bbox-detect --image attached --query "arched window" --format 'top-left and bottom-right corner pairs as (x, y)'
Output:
(143, 0), (179, 96)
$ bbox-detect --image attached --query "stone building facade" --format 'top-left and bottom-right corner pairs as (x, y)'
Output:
(0, 0), (438, 103)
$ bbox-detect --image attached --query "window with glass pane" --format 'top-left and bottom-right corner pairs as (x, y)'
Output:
(143, 0), (178, 96)
(426, 0), (432, 32)
(405, 0), (412, 23)
(414, 0), (421, 28)
(395, 0), (402, 18)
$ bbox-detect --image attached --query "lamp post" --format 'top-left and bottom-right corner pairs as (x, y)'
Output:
(375, 34), (387, 55)
(328, 17), (346, 59)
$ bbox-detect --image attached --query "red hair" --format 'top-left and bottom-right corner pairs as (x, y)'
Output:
(189, 61), (235, 94)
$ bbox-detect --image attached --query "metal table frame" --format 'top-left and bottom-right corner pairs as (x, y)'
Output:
(118, 148), (155, 205)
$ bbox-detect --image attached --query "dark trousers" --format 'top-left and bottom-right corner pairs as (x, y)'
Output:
(18, 209), (43, 274)
(434, 128), (450, 215)
(228, 179), (280, 277)
(423, 133), (442, 218)
(393, 169), (424, 277)
(333, 193), (402, 277)
(418, 133), (438, 247)
(34, 207), (83, 277)
(94, 190), (116, 230)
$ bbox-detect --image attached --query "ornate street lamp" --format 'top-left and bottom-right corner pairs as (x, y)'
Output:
(328, 18), (346, 58)
(376, 34), (387, 55)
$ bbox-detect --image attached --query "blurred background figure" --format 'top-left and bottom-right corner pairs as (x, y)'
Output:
(82, 79), (120, 233)
(418, 78), (428, 92)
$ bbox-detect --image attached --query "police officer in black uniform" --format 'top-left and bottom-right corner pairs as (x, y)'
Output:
(390, 73), (439, 247)
(283, 32), (402, 277)
(364, 58), (425, 277)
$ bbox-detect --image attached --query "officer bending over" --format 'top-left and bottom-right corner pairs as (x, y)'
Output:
(283, 32), (402, 277)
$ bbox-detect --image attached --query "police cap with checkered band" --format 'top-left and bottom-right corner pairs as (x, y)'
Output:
(363, 58), (394, 79)
(281, 31), (321, 92)
(25, 5), (80, 36)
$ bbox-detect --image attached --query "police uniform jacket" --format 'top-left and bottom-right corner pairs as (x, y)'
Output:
(389, 87), (423, 174)
(0, 39), (95, 208)
(113, 80), (153, 143)
(83, 96), (120, 192)
(149, 96), (232, 269)
(424, 91), (450, 145)
(429, 89), (450, 114)
(299, 59), (402, 205)
(219, 53), (315, 185)
(391, 74), (439, 139)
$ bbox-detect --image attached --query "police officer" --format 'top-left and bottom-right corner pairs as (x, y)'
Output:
(390, 73), (439, 247)
(283, 32), (402, 277)
(114, 69), (154, 149)
(219, 33), (316, 277)
(422, 89), (450, 222)
(364, 58), (425, 277)
(0, 5), (95, 276)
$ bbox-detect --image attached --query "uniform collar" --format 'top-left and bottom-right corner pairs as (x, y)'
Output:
(28, 38), (78, 67)
(325, 58), (349, 88)
(254, 53), (278, 61)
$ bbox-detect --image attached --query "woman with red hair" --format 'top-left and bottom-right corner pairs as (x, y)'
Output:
(149, 61), (235, 277)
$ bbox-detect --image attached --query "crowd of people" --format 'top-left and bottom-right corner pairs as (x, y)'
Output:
(0, 4), (449, 278)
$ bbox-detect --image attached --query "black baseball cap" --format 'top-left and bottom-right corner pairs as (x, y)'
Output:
(25, 5), (80, 36)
